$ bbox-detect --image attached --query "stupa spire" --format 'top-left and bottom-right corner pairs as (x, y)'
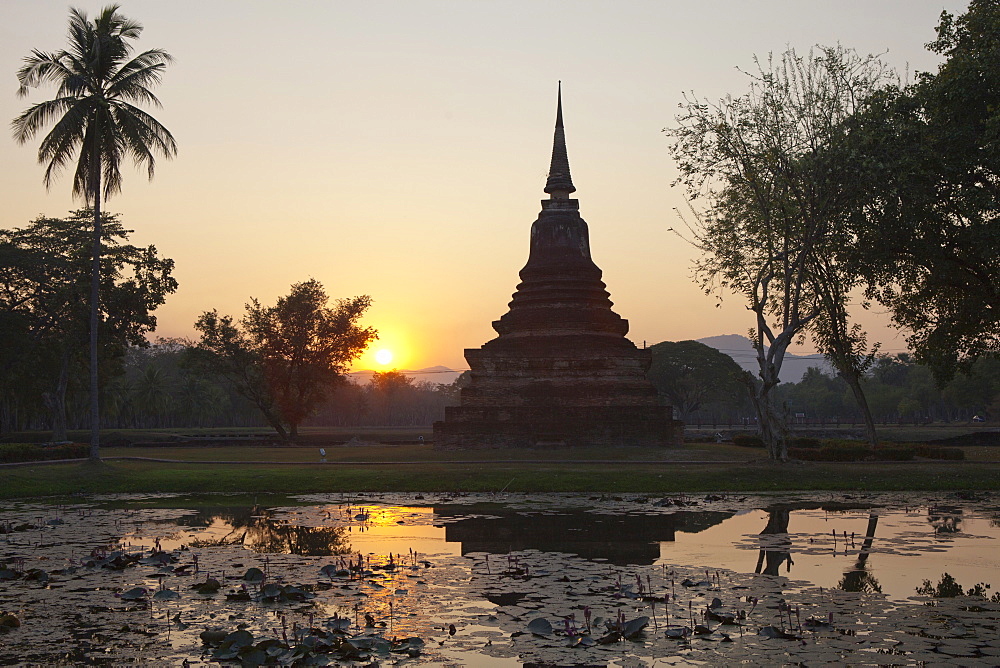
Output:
(544, 81), (576, 198)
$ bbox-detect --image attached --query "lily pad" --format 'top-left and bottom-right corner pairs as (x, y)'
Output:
(527, 617), (553, 636)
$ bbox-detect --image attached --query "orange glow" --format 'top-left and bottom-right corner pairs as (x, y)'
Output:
(356, 328), (411, 370)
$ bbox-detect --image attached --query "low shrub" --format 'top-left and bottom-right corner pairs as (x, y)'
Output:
(818, 443), (872, 461)
(788, 437), (821, 449)
(913, 445), (965, 460)
(732, 434), (765, 448)
(873, 445), (915, 461)
(0, 443), (88, 463)
(789, 442), (919, 462)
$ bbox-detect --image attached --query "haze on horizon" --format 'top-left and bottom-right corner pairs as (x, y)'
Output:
(1, 0), (967, 371)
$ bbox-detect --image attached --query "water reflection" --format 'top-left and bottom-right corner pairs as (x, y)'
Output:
(135, 494), (1000, 602)
(837, 513), (883, 594)
(435, 504), (734, 566)
(176, 506), (351, 556)
(928, 505), (963, 533)
(754, 509), (793, 576)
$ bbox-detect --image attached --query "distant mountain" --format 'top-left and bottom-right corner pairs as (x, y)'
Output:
(696, 334), (833, 384)
(348, 365), (462, 386)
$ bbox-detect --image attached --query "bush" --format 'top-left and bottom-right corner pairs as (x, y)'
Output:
(788, 437), (821, 449)
(914, 445), (965, 460)
(819, 443), (872, 461)
(873, 445), (915, 461)
(0, 443), (88, 463)
(732, 433), (765, 448)
(789, 442), (919, 462)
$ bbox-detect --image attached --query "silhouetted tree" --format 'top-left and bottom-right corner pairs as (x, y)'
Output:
(193, 279), (377, 439)
(668, 46), (894, 459)
(0, 211), (176, 439)
(12, 4), (176, 458)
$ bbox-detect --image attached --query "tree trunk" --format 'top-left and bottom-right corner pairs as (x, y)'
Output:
(289, 422), (299, 441)
(89, 159), (103, 461)
(47, 348), (70, 442)
(743, 372), (787, 461)
(843, 372), (878, 448)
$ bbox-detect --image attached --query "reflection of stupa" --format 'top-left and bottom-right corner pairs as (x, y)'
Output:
(433, 85), (683, 448)
(436, 504), (732, 566)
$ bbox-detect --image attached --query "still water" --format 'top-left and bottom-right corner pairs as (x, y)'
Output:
(1, 491), (998, 665)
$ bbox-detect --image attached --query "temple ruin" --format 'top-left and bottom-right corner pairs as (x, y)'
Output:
(433, 85), (683, 448)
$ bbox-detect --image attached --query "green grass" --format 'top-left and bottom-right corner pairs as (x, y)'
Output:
(2, 454), (997, 500)
(96, 443), (749, 463)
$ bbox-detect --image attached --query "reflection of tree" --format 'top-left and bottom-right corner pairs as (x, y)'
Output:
(838, 513), (882, 594)
(180, 506), (352, 556)
(928, 506), (962, 533)
(755, 510), (793, 576)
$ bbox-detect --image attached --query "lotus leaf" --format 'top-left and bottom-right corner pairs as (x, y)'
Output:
(200, 628), (227, 645)
(119, 587), (148, 601)
(527, 617), (553, 636)
(758, 625), (799, 640)
(220, 629), (255, 650)
(664, 626), (690, 639)
(260, 583), (283, 599)
(622, 616), (649, 638)
(192, 578), (221, 594)
(152, 588), (180, 601)
(226, 589), (252, 601)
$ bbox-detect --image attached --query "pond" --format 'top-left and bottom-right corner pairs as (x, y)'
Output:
(1, 491), (999, 665)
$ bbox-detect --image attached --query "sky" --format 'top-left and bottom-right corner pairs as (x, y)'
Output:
(1, 0), (970, 373)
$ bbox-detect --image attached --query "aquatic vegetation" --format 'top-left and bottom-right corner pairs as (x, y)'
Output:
(0, 492), (998, 664)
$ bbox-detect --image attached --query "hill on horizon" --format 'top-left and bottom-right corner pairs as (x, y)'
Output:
(348, 365), (461, 386)
(349, 336), (833, 387)
(696, 334), (833, 384)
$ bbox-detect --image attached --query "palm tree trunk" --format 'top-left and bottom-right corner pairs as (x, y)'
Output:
(89, 159), (102, 461)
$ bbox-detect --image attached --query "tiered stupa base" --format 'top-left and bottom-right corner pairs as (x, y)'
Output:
(432, 85), (684, 449)
(435, 404), (680, 449)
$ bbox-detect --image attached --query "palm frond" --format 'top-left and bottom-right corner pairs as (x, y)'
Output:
(114, 103), (178, 163)
(11, 96), (78, 144)
(16, 51), (74, 96)
(14, 4), (173, 204)
(37, 106), (88, 188)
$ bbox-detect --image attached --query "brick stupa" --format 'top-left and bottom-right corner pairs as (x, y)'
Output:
(433, 85), (683, 448)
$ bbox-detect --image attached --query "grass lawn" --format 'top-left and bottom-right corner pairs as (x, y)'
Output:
(1, 443), (997, 499)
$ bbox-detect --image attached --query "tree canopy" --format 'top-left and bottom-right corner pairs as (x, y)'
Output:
(0, 210), (176, 439)
(647, 340), (746, 420)
(667, 46), (895, 459)
(845, 0), (1000, 380)
(192, 279), (377, 440)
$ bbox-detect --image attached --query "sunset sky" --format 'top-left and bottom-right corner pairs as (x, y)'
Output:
(1, 1), (968, 373)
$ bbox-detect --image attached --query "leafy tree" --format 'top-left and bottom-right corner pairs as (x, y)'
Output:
(667, 46), (894, 459)
(809, 255), (880, 446)
(0, 211), (176, 439)
(646, 340), (745, 420)
(193, 279), (377, 440)
(845, 1), (1000, 380)
(12, 4), (176, 458)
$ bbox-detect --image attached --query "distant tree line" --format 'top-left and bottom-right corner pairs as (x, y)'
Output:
(647, 340), (1000, 427)
(1, 254), (460, 440)
(2, 335), (461, 437)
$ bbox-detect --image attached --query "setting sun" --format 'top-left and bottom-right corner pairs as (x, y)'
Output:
(375, 349), (394, 366)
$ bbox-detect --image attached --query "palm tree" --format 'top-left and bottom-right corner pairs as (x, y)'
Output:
(12, 4), (176, 460)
